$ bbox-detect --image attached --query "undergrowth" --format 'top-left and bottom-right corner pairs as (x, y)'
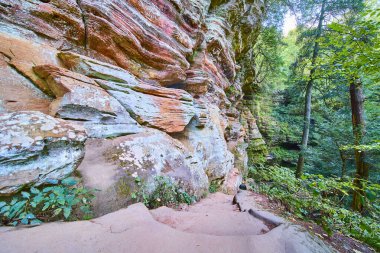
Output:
(248, 166), (380, 250)
(0, 177), (95, 226)
(131, 175), (196, 209)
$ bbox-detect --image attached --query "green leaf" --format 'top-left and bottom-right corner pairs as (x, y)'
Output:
(20, 218), (29, 225)
(53, 187), (65, 195)
(0, 201), (6, 209)
(10, 198), (17, 205)
(57, 198), (65, 206)
(32, 194), (44, 204)
(30, 219), (42, 226)
(8, 200), (27, 219)
(61, 177), (78, 187)
(42, 202), (50, 211)
(53, 208), (62, 217)
(0, 205), (10, 214)
(30, 187), (40, 194)
(63, 207), (71, 219)
(21, 191), (30, 199)
(80, 206), (90, 213)
(42, 187), (54, 193)
(26, 213), (36, 219)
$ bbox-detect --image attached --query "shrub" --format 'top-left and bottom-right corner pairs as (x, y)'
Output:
(131, 175), (196, 209)
(248, 166), (380, 250)
(209, 180), (221, 193)
(0, 177), (95, 226)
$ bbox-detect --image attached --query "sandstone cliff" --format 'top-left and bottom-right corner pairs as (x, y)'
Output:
(0, 0), (266, 215)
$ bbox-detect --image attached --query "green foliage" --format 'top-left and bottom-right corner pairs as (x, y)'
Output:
(247, 139), (268, 166)
(131, 176), (196, 209)
(340, 142), (380, 152)
(224, 86), (239, 97)
(271, 147), (298, 165)
(209, 180), (221, 193)
(257, 5), (380, 180)
(318, 8), (380, 82)
(0, 178), (95, 226)
(249, 166), (380, 249)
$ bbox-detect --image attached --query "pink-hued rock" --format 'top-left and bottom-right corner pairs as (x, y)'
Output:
(0, 55), (52, 114)
(0, 32), (60, 95)
(58, 51), (147, 84)
(0, 0), (205, 85)
(57, 51), (198, 133)
(0, 0), (84, 45)
(222, 167), (242, 195)
(77, 130), (208, 216)
(79, 0), (206, 85)
(33, 65), (141, 138)
(0, 193), (335, 253)
(0, 0), (269, 197)
(97, 79), (197, 133)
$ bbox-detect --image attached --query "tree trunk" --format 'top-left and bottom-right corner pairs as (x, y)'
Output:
(296, 0), (326, 178)
(350, 79), (368, 212)
(296, 81), (313, 178)
(339, 149), (347, 178)
(335, 140), (347, 178)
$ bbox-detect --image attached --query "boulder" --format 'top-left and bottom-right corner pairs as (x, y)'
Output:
(78, 130), (208, 216)
(33, 65), (141, 138)
(222, 167), (242, 195)
(172, 103), (234, 180)
(0, 111), (87, 195)
(97, 80), (197, 133)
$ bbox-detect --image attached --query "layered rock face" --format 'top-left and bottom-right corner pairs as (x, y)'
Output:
(0, 111), (86, 195)
(0, 0), (266, 212)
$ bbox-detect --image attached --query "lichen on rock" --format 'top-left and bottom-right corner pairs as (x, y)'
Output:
(0, 111), (87, 195)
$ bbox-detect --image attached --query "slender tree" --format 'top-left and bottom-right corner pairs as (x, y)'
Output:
(290, 0), (364, 177)
(317, 7), (380, 211)
(349, 79), (368, 211)
(295, 0), (326, 178)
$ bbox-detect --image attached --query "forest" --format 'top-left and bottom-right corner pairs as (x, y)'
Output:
(248, 0), (380, 249)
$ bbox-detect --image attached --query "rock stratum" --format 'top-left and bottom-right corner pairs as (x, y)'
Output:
(0, 0), (267, 212)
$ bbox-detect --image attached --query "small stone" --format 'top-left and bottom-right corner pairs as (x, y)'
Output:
(239, 184), (247, 190)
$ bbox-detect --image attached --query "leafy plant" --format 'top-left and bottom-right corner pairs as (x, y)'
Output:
(209, 180), (220, 193)
(248, 166), (380, 250)
(131, 176), (196, 209)
(0, 177), (95, 226)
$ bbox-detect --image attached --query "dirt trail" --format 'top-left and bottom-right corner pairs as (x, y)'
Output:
(0, 192), (335, 253)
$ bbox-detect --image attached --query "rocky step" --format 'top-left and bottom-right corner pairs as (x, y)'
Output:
(151, 193), (269, 236)
(0, 193), (335, 253)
